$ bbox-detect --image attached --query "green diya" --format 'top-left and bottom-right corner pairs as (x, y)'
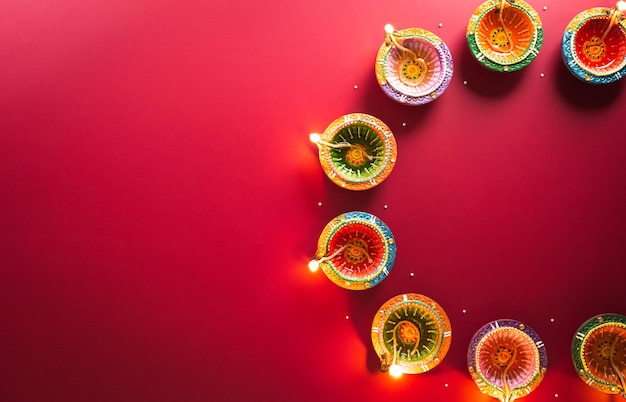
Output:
(310, 113), (397, 191)
(572, 314), (626, 398)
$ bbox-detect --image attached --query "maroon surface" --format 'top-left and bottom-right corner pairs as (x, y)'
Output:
(1, 1), (625, 401)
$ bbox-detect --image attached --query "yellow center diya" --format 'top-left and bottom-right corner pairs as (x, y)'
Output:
(310, 113), (397, 191)
(372, 293), (451, 375)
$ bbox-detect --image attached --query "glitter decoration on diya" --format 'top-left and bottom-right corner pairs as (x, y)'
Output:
(468, 320), (547, 402)
(467, 0), (543, 72)
(309, 114), (397, 190)
(371, 293), (452, 377)
(561, 1), (626, 84)
(308, 211), (396, 290)
(572, 313), (626, 398)
(375, 24), (453, 105)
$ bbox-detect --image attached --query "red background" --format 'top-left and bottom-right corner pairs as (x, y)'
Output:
(1, 1), (625, 401)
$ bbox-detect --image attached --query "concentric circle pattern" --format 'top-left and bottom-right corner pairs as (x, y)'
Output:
(317, 113), (397, 190)
(467, 0), (543, 72)
(313, 211), (396, 290)
(468, 320), (547, 402)
(371, 294), (451, 374)
(562, 8), (626, 84)
(572, 314), (626, 397)
(375, 28), (453, 105)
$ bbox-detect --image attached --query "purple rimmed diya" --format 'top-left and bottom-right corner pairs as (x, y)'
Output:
(562, 2), (626, 84)
(467, 0), (543, 72)
(375, 24), (453, 105)
(309, 211), (396, 290)
(468, 320), (547, 402)
(572, 314), (626, 398)
(371, 293), (451, 376)
(310, 113), (397, 191)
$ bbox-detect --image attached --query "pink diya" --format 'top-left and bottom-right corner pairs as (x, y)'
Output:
(375, 24), (453, 105)
(468, 320), (547, 402)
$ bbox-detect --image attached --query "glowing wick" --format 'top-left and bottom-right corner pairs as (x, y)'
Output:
(309, 133), (374, 160)
(389, 364), (403, 378)
(384, 23), (425, 68)
(309, 133), (322, 144)
(308, 245), (349, 273)
(602, 1), (626, 40)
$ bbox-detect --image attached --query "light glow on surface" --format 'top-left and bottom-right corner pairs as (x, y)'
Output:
(617, 1), (626, 12)
(384, 24), (395, 35)
(309, 133), (321, 144)
(308, 259), (320, 272)
(3, 1), (626, 401)
(389, 364), (403, 378)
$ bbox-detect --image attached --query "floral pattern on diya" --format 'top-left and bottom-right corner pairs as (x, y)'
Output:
(562, 7), (626, 84)
(312, 211), (395, 290)
(371, 294), (451, 375)
(572, 314), (626, 398)
(376, 27), (453, 105)
(468, 320), (547, 402)
(467, 0), (543, 72)
(315, 114), (397, 191)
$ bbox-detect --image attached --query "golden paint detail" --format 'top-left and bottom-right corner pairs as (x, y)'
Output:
(345, 144), (368, 166)
(491, 27), (512, 49)
(344, 238), (371, 264)
(470, 325), (546, 402)
(376, 28), (443, 86)
(399, 58), (427, 86)
(317, 113), (397, 191)
(314, 213), (392, 291)
(399, 321), (421, 344)
(467, 0), (542, 66)
(565, 7), (626, 33)
(584, 36), (606, 61)
(565, 8), (626, 77)
(371, 293), (452, 375)
(574, 320), (626, 396)
(375, 27), (451, 102)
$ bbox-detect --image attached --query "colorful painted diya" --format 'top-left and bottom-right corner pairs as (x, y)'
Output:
(375, 24), (453, 105)
(468, 320), (547, 402)
(310, 113), (397, 191)
(562, 3), (626, 84)
(309, 211), (395, 290)
(467, 0), (543, 72)
(572, 314), (626, 398)
(371, 293), (451, 376)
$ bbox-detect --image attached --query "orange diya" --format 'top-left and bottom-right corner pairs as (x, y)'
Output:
(467, 0), (543, 72)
